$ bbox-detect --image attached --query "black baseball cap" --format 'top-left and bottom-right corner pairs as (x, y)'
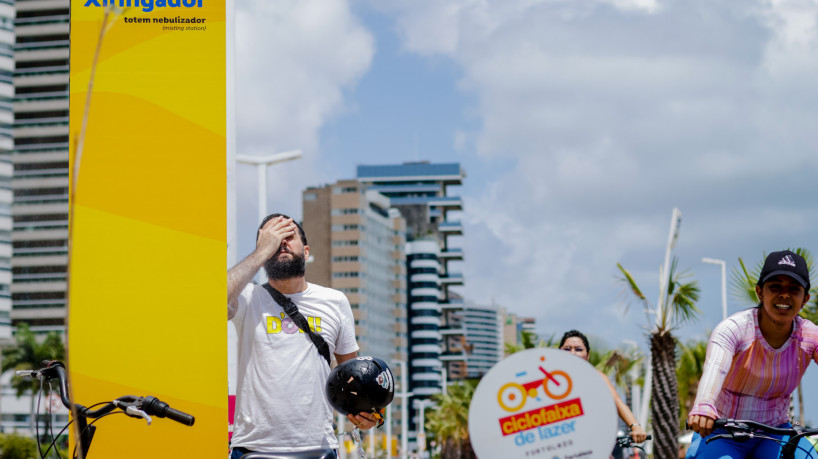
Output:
(757, 250), (810, 291)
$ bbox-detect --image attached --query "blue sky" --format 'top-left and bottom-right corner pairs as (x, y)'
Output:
(233, 0), (818, 424)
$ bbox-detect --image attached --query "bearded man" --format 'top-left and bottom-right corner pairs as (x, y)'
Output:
(227, 214), (377, 458)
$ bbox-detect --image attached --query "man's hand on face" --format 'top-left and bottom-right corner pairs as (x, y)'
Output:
(348, 412), (378, 430)
(256, 216), (296, 259)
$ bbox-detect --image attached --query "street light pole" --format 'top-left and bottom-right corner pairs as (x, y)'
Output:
(415, 399), (434, 458)
(386, 402), (392, 459)
(639, 207), (682, 429)
(702, 258), (727, 321)
(236, 149), (302, 223)
(236, 149), (302, 282)
(394, 360), (413, 459)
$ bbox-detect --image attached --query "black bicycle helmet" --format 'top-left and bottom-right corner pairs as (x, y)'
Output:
(325, 356), (394, 415)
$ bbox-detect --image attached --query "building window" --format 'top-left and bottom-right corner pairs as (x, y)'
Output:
(332, 272), (363, 278)
(332, 240), (359, 247)
(331, 224), (364, 232)
(331, 208), (359, 216)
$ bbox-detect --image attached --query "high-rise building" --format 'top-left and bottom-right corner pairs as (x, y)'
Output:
(10, 0), (70, 333)
(302, 179), (408, 361)
(2, 0), (70, 434)
(461, 304), (503, 378)
(404, 239), (443, 397)
(0, 0), (13, 345)
(357, 162), (465, 389)
(502, 311), (538, 356)
(302, 179), (409, 443)
(357, 162), (465, 443)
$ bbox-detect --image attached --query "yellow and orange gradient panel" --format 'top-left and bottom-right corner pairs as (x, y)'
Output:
(69, 1), (226, 456)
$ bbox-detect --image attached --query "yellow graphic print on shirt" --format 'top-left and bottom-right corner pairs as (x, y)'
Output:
(266, 313), (322, 334)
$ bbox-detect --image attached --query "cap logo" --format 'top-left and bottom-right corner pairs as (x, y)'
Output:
(779, 255), (796, 267)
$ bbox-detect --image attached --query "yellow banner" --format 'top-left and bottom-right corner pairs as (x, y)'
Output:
(68, 1), (225, 456)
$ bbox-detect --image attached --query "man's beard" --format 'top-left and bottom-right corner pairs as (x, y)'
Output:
(264, 250), (306, 280)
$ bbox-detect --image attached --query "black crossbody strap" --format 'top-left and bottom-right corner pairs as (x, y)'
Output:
(261, 283), (331, 367)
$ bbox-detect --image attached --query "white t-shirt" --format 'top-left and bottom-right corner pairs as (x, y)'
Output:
(230, 282), (359, 452)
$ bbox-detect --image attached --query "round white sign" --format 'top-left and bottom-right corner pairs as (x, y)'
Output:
(468, 348), (618, 459)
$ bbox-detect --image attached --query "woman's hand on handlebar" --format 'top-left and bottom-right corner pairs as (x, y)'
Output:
(630, 423), (648, 443)
(688, 414), (716, 438)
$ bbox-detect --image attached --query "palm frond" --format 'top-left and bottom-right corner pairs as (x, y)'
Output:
(658, 258), (701, 330)
(729, 257), (759, 307)
(668, 278), (701, 327)
(617, 263), (647, 300)
(616, 263), (650, 319)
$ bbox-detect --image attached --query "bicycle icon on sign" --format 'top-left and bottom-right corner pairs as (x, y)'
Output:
(497, 362), (573, 412)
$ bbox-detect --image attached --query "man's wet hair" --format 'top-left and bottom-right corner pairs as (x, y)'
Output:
(559, 329), (590, 353)
(257, 213), (308, 246)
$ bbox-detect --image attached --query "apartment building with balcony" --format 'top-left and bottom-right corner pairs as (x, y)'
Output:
(356, 161), (465, 447)
(461, 304), (503, 378)
(302, 179), (408, 360)
(0, 0), (13, 345)
(302, 179), (409, 439)
(10, 0), (70, 333)
(502, 311), (538, 355)
(2, 0), (69, 434)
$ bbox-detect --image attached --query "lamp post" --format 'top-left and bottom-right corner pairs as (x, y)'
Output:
(394, 360), (413, 459)
(639, 207), (681, 428)
(337, 412), (347, 459)
(235, 149), (302, 282)
(702, 258), (727, 321)
(386, 402), (392, 459)
(414, 399), (434, 458)
(236, 149), (303, 224)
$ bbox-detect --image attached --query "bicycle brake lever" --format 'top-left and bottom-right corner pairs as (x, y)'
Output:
(705, 434), (733, 444)
(15, 370), (41, 379)
(123, 406), (152, 425)
(113, 398), (153, 425)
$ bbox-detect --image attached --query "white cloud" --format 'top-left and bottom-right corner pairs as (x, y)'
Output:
(233, 0), (374, 256)
(381, 0), (818, 345)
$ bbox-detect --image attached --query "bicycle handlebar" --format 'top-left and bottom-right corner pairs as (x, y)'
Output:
(122, 395), (196, 426)
(711, 418), (799, 437)
(617, 433), (652, 449)
(705, 418), (818, 459)
(16, 360), (195, 427)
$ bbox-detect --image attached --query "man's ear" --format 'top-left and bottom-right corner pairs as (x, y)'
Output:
(304, 245), (310, 260)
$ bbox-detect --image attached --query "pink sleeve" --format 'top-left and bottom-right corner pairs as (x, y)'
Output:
(689, 319), (741, 419)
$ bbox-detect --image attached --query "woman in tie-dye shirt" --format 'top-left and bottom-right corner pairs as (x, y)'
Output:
(686, 250), (818, 459)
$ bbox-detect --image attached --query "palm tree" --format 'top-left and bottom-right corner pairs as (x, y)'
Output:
(676, 338), (708, 430)
(596, 344), (644, 423)
(1, 323), (65, 435)
(503, 330), (557, 356)
(425, 380), (478, 459)
(617, 257), (701, 459)
(729, 248), (817, 426)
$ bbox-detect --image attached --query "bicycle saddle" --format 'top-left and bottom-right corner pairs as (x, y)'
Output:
(241, 450), (336, 459)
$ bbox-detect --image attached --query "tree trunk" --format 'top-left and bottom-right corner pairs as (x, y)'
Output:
(650, 331), (679, 459)
(442, 438), (458, 459)
(461, 436), (476, 459)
